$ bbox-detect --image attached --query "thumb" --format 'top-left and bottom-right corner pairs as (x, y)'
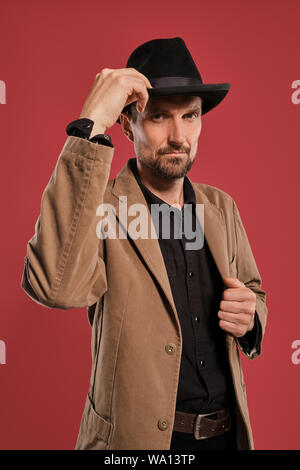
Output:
(223, 277), (245, 288)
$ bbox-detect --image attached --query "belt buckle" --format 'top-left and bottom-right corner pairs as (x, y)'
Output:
(193, 411), (217, 440)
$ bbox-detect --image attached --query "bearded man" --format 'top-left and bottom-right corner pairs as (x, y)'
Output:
(21, 37), (267, 450)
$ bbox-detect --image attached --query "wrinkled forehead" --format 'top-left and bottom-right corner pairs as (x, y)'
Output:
(146, 95), (202, 112)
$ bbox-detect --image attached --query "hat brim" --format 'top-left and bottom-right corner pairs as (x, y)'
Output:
(116, 83), (231, 124)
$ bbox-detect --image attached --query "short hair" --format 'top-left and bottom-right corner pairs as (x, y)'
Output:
(123, 102), (138, 123)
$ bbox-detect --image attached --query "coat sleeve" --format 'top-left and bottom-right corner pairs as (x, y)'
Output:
(232, 199), (268, 359)
(21, 136), (114, 310)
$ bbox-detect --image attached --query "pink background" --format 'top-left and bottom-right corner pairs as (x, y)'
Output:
(0, 0), (299, 450)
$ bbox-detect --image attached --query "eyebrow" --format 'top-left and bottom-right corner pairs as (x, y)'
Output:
(146, 104), (202, 115)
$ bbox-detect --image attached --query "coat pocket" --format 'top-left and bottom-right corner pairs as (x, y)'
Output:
(86, 393), (113, 446)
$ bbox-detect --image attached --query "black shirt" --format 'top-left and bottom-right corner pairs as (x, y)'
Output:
(129, 158), (235, 413)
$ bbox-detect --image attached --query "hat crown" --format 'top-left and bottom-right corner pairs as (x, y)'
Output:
(126, 37), (203, 83)
(116, 36), (231, 123)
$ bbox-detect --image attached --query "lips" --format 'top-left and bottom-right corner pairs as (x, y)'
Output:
(164, 152), (186, 156)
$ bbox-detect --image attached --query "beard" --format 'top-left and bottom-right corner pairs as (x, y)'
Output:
(137, 148), (195, 180)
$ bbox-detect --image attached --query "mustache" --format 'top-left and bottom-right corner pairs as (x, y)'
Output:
(158, 147), (190, 155)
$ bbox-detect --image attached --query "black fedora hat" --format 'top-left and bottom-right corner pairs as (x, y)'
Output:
(117, 37), (231, 124)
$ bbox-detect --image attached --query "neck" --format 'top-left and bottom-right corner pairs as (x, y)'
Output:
(136, 159), (185, 209)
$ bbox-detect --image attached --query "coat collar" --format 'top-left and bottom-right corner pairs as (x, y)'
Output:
(110, 157), (229, 321)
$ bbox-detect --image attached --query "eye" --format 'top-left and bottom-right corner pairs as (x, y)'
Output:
(152, 113), (165, 120)
(184, 112), (199, 119)
(151, 111), (200, 121)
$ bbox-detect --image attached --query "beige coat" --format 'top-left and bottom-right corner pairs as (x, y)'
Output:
(21, 136), (267, 450)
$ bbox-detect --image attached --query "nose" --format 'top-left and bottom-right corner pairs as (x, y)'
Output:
(167, 118), (186, 147)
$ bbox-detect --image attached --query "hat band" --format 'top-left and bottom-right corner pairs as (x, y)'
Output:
(149, 76), (203, 88)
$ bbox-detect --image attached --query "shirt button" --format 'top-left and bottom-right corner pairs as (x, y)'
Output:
(165, 343), (176, 355)
(158, 418), (169, 431)
(188, 271), (194, 278)
(200, 360), (206, 367)
(194, 316), (200, 322)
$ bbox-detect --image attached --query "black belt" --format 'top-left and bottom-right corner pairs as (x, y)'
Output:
(173, 408), (231, 440)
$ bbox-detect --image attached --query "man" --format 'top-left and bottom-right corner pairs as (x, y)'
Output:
(21, 37), (267, 450)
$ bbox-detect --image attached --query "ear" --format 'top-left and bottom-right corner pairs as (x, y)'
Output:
(119, 112), (134, 142)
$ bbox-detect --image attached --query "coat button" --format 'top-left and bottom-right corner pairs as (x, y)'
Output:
(165, 343), (176, 355)
(158, 418), (169, 431)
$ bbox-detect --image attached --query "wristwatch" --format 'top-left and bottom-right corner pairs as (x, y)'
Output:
(66, 118), (113, 148)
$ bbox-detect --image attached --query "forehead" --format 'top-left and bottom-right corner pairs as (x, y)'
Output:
(146, 95), (202, 111)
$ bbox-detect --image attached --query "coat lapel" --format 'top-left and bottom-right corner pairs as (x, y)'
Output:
(110, 160), (178, 318)
(192, 184), (230, 281)
(109, 159), (230, 319)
